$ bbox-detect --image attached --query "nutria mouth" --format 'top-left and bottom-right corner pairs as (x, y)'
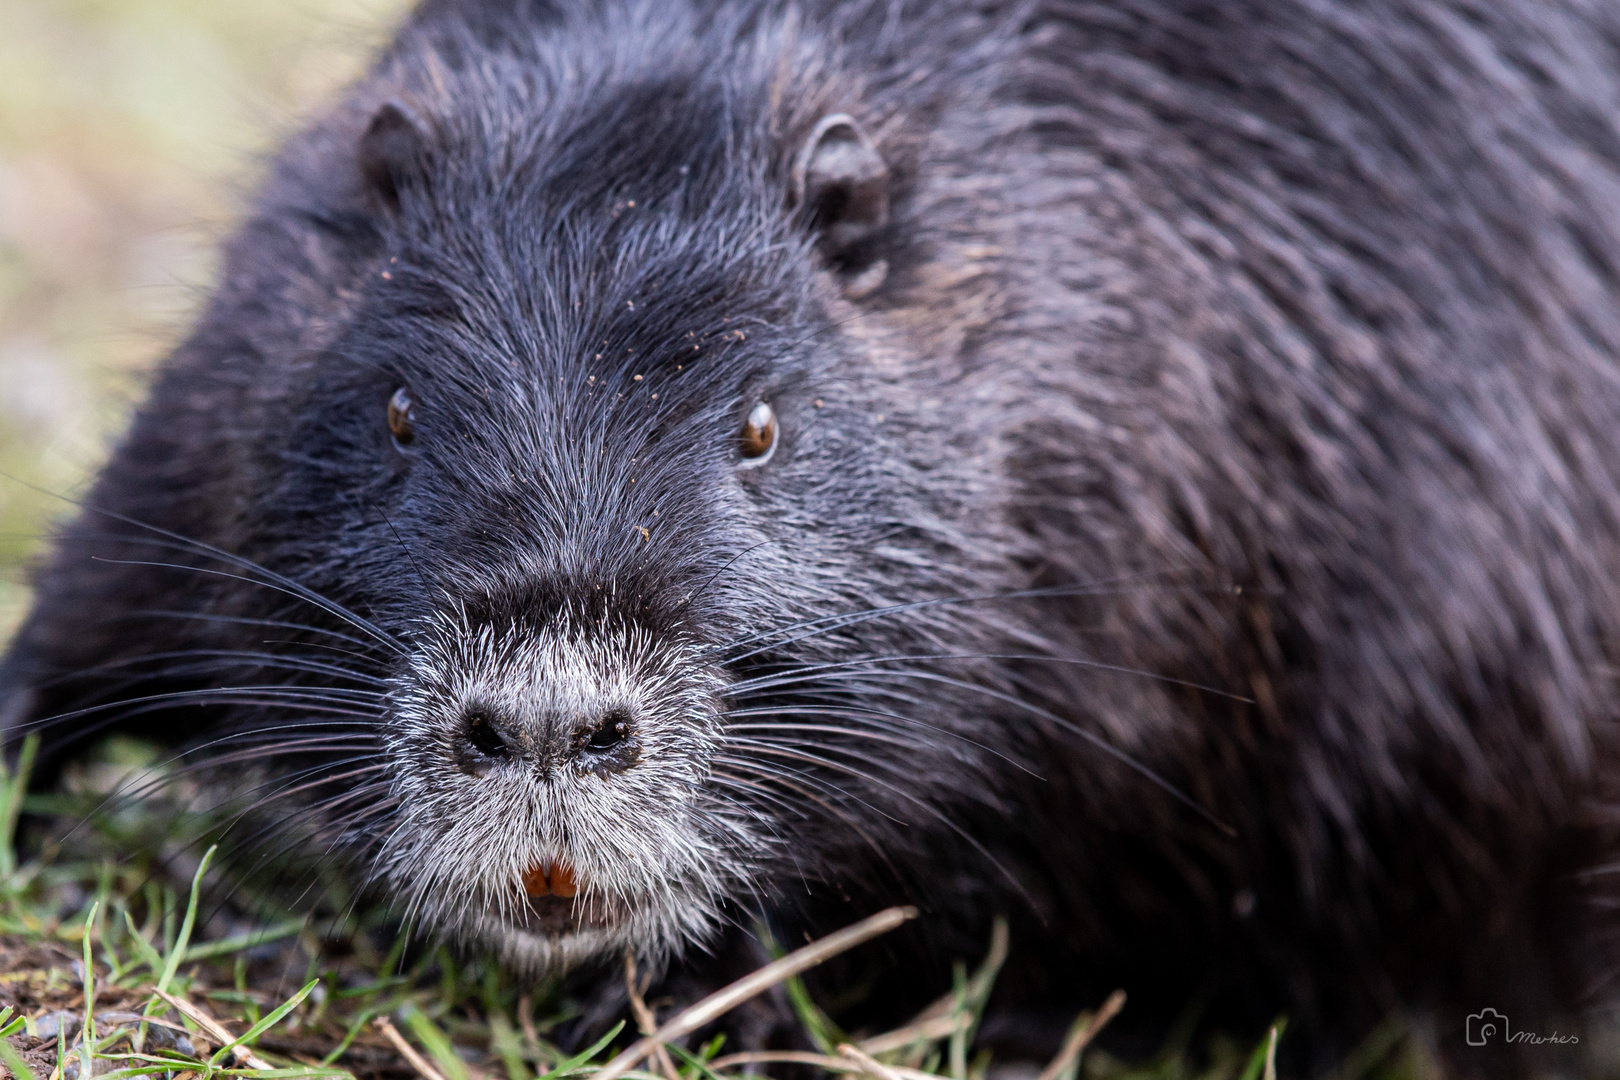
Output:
(513, 861), (615, 935)
(516, 896), (598, 935)
(522, 860), (579, 898)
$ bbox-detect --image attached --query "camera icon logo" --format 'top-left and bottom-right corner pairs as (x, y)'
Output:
(1466, 1008), (1510, 1047)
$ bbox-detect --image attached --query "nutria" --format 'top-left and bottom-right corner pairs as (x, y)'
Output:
(7, 0), (1620, 1072)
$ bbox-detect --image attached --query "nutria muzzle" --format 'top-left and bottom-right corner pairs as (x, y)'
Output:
(376, 604), (755, 965)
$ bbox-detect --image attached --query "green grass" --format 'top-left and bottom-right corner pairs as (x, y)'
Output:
(0, 735), (1443, 1080)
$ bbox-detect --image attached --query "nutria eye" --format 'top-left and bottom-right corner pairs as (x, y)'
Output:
(388, 387), (416, 445)
(738, 401), (777, 465)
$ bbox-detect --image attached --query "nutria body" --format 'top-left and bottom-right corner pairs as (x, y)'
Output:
(8, 0), (1620, 1072)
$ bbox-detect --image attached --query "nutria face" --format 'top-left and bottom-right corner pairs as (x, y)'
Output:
(277, 10), (1004, 969)
(331, 112), (810, 963)
(344, 290), (779, 962)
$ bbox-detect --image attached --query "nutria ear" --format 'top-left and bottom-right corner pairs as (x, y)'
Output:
(358, 100), (432, 210)
(793, 113), (889, 256)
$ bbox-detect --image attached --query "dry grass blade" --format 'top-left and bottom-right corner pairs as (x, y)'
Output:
(374, 1015), (449, 1080)
(1035, 990), (1126, 1080)
(858, 1011), (969, 1055)
(516, 994), (540, 1051)
(153, 987), (275, 1071)
(838, 1042), (906, 1080)
(1263, 1025), (1279, 1080)
(593, 906), (917, 1080)
(905, 992), (957, 1026)
(624, 954), (680, 1080)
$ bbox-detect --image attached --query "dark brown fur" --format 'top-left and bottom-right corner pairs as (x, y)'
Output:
(7, 0), (1620, 1074)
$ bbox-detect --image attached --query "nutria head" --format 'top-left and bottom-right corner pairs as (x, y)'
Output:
(249, 3), (1021, 971)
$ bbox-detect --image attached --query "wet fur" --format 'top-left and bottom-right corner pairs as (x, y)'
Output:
(7, 0), (1620, 1073)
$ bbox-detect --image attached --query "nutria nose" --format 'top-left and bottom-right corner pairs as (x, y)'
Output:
(455, 706), (638, 778)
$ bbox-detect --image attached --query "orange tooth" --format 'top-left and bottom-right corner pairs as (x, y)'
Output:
(522, 864), (550, 898)
(549, 861), (578, 898)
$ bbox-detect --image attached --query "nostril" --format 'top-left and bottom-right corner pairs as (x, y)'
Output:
(463, 710), (510, 760)
(585, 710), (632, 751)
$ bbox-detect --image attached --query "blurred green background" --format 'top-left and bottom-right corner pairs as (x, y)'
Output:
(0, 0), (411, 638)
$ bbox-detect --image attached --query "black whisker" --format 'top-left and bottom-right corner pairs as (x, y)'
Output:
(34, 648), (390, 691)
(709, 759), (918, 891)
(726, 650), (1250, 705)
(135, 609), (394, 661)
(13, 683), (385, 736)
(709, 566), (1221, 665)
(90, 556), (404, 656)
(368, 500), (430, 593)
(725, 703), (1043, 778)
(748, 666), (1237, 837)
